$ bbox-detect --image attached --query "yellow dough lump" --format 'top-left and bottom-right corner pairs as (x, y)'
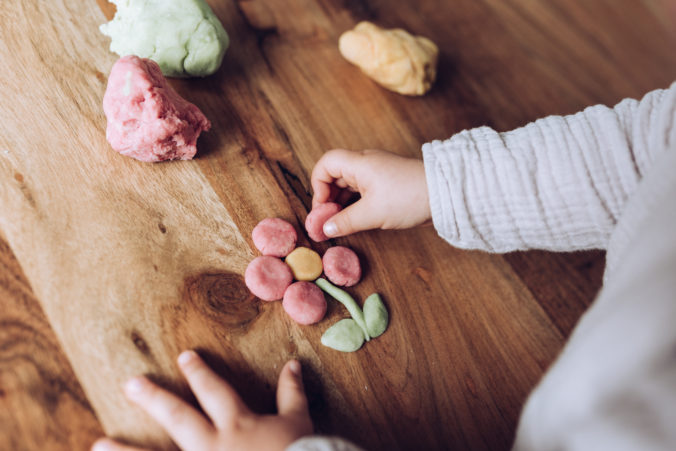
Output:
(285, 247), (323, 281)
(338, 21), (439, 96)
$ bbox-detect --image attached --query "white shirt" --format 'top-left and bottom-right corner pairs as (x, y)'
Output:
(290, 82), (676, 451)
(422, 82), (676, 450)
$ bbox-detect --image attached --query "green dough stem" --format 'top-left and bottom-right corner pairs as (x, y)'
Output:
(321, 319), (365, 352)
(364, 293), (389, 338)
(100, 0), (229, 78)
(315, 278), (370, 341)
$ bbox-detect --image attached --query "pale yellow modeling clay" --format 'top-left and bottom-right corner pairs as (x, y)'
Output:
(339, 21), (438, 95)
(285, 247), (323, 281)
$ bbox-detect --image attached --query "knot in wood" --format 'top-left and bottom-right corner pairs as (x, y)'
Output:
(184, 272), (261, 330)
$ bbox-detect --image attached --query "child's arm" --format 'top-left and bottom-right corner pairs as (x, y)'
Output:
(311, 84), (675, 250)
(423, 83), (675, 252)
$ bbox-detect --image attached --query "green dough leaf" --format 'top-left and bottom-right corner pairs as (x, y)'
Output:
(315, 278), (370, 341)
(364, 293), (389, 338)
(321, 319), (365, 352)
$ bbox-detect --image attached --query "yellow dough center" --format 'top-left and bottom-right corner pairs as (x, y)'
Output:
(285, 247), (323, 281)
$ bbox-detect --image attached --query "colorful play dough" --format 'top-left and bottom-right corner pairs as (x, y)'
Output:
(322, 246), (361, 287)
(252, 218), (297, 257)
(244, 256), (293, 301)
(315, 278), (369, 341)
(282, 282), (327, 325)
(339, 21), (438, 96)
(100, 0), (229, 78)
(305, 202), (342, 242)
(103, 55), (210, 162)
(364, 293), (388, 338)
(285, 247), (323, 281)
(321, 319), (365, 352)
(242, 215), (390, 353)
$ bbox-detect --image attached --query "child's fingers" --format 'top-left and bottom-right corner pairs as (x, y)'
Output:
(276, 361), (311, 424)
(124, 376), (215, 450)
(336, 188), (359, 207)
(334, 177), (350, 189)
(91, 438), (147, 451)
(311, 176), (332, 207)
(323, 199), (380, 238)
(311, 149), (360, 206)
(310, 157), (337, 206)
(177, 351), (249, 429)
(324, 183), (357, 208)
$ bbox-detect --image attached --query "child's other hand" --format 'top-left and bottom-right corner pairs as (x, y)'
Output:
(311, 149), (430, 238)
(92, 352), (312, 451)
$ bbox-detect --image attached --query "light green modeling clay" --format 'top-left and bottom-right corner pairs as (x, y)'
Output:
(364, 293), (388, 338)
(321, 319), (365, 352)
(315, 278), (370, 341)
(100, 0), (230, 78)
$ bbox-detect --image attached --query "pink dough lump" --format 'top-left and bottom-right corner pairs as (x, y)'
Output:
(103, 55), (211, 162)
(322, 246), (362, 287)
(252, 218), (297, 257)
(282, 282), (327, 325)
(244, 256), (293, 302)
(305, 202), (342, 242)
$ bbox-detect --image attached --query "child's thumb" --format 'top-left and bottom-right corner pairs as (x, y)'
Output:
(276, 360), (310, 420)
(323, 200), (377, 238)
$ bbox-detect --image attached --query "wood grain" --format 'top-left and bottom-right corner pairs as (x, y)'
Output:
(0, 238), (104, 450)
(0, 0), (674, 450)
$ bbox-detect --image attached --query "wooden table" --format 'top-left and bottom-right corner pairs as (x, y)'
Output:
(0, 0), (674, 449)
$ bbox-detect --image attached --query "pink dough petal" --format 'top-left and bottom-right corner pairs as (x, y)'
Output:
(283, 282), (327, 325)
(322, 246), (361, 287)
(245, 256), (293, 301)
(252, 218), (297, 257)
(305, 202), (342, 242)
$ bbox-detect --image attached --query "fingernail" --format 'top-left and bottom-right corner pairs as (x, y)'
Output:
(289, 360), (302, 377)
(124, 377), (147, 398)
(323, 221), (337, 237)
(92, 439), (113, 451)
(177, 350), (197, 366)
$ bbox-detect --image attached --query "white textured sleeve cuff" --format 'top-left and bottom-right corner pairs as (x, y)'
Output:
(423, 84), (671, 252)
(286, 436), (365, 451)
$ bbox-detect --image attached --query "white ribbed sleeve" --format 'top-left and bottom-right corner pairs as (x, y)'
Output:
(423, 85), (673, 252)
(287, 437), (365, 451)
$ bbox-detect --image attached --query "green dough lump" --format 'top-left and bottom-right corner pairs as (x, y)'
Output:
(321, 319), (365, 352)
(364, 293), (388, 338)
(100, 0), (230, 78)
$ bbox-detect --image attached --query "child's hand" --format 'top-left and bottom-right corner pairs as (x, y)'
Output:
(311, 149), (430, 238)
(92, 352), (312, 451)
